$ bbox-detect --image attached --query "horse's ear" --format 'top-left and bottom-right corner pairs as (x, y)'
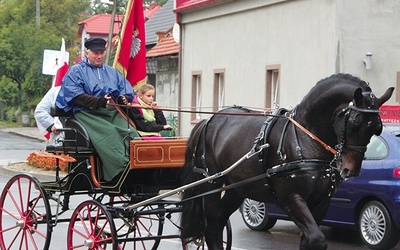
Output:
(353, 88), (363, 106)
(377, 87), (395, 107)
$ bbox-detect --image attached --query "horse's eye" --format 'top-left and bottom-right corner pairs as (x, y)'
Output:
(367, 121), (372, 127)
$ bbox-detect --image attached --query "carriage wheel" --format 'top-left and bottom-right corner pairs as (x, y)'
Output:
(181, 219), (232, 250)
(0, 174), (52, 250)
(67, 200), (117, 250)
(112, 202), (164, 250)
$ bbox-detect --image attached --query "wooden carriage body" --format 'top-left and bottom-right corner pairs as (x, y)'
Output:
(39, 115), (187, 196)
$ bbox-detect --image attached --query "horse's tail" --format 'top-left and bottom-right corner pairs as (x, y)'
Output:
(180, 119), (208, 240)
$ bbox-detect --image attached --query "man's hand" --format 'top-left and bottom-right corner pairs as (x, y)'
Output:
(120, 95), (128, 105)
(104, 94), (111, 107)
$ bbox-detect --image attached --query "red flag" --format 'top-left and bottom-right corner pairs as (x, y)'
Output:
(113, 0), (146, 91)
(54, 63), (68, 87)
(53, 38), (69, 87)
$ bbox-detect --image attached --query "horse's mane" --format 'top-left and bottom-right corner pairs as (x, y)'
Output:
(315, 73), (371, 91)
(299, 73), (372, 108)
(219, 105), (264, 114)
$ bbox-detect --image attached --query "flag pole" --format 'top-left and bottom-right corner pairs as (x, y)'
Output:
(113, 0), (133, 69)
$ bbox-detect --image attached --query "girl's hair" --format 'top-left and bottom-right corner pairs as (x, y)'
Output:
(137, 84), (155, 95)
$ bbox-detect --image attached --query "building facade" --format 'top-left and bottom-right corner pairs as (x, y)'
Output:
(174, 0), (400, 135)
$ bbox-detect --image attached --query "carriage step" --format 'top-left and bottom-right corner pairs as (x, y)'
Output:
(33, 150), (76, 162)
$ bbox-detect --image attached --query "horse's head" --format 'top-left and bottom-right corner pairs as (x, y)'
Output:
(333, 87), (394, 178)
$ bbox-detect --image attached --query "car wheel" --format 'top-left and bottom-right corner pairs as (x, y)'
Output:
(358, 200), (400, 249)
(240, 198), (277, 231)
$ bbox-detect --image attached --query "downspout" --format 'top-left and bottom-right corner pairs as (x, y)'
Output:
(176, 12), (183, 136)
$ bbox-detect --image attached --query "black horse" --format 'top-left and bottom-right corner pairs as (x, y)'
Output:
(180, 74), (394, 250)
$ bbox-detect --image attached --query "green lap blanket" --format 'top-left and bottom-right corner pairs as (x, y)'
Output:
(75, 107), (139, 181)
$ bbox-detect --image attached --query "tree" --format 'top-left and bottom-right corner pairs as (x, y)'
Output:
(91, 0), (128, 15)
(0, 0), (90, 121)
(143, 0), (167, 8)
(0, 0), (168, 122)
(90, 0), (168, 15)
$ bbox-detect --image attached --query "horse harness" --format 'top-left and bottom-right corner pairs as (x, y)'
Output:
(190, 97), (381, 201)
(251, 107), (341, 201)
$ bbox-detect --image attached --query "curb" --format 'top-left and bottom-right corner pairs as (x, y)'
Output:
(0, 163), (64, 182)
(1, 128), (45, 142)
(8, 131), (45, 142)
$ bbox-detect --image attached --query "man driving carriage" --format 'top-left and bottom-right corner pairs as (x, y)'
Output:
(55, 37), (139, 183)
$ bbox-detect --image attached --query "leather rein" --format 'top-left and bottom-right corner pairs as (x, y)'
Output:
(111, 101), (380, 158)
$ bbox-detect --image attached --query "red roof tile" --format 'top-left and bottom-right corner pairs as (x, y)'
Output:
(146, 28), (179, 57)
(78, 14), (124, 37)
(144, 4), (161, 20)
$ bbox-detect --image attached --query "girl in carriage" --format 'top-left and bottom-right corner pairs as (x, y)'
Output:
(129, 84), (172, 139)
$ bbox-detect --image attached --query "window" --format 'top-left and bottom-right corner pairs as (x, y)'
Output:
(364, 135), (389, 159)
(191, 71), (202, 121)
(266, 65), (280, 109)
(213, 69), (225, 111)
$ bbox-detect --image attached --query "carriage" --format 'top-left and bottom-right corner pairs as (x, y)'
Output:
(1, 115), (234, 249)
(0, 108), (233, 249)
(0, 74), (395, 250)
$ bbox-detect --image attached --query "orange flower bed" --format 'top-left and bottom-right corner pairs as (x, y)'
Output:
(27, 152), (68, 172)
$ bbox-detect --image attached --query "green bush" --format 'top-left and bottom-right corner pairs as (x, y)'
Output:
(5, 106), (18, 123)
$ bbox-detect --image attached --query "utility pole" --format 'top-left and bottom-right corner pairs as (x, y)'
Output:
(36, 0), (40, 28)
(105, 0), (117, 65)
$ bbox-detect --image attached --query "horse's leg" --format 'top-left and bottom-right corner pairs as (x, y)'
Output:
(217, 189), (243, 248)
(281, 194), (327, 250)
(203, 192), (224, 250)
(203, 187), (242, 250)
(303, 197), (332, 249)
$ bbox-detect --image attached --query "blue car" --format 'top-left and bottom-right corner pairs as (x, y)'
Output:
(240, 123), (400, 250)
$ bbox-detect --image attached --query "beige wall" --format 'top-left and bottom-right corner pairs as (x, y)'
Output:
(177, 0), (400, 136)
(336, 0), (400, 95)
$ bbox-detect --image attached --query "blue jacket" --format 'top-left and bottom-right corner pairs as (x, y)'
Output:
(56, 57), (134, 113)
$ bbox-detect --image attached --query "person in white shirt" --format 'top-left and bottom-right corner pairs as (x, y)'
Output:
(34, 86), (64, 145)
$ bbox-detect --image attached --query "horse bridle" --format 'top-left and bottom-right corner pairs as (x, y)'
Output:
(280, 95), (381, 178)
(334, 96), (381, 158)
(286, 94), (381, 159)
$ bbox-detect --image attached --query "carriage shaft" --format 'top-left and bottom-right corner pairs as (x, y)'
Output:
(124, 144), (269, 210)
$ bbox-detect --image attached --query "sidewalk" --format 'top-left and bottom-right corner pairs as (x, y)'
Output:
(0, 126), (45, 142)
(0, 126), (58, 181)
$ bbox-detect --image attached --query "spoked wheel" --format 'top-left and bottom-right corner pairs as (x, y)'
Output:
(181, 220), (232, 250)
(0, 174), (52, 250)
(358, 200), (400, 249)
(67, 200), (117, 250)
(112, 202), (165, 250)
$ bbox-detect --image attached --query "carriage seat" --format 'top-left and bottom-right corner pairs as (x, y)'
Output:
(45, 107), (95, 155)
